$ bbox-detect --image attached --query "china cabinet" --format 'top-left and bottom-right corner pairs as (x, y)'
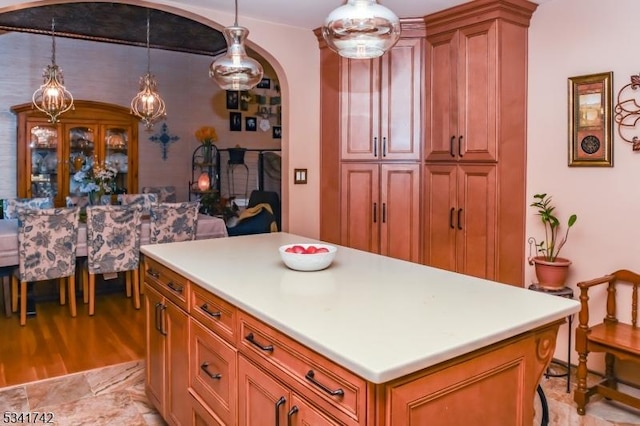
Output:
(11, 100), (138, 207)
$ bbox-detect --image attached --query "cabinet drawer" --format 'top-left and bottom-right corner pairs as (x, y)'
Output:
(191, 285), (237, 344)
(190, 319), (237, 426)
(144, 257), (189, 310)
(238, 311), (366, 424)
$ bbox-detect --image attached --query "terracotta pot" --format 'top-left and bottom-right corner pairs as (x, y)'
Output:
(531, 256), (571, 290)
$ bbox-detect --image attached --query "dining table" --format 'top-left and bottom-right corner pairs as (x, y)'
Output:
(0, 214), (228, 317)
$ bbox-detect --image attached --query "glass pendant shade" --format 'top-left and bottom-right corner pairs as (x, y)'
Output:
(210, 25), (263, 91)
(323, 0), (401, 59)
(32, 18), (74, 123)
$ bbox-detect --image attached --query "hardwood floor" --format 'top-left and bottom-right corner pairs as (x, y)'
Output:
(0, 290), (144, 388)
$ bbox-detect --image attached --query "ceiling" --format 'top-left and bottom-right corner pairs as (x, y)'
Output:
(0, 1), (549, 57)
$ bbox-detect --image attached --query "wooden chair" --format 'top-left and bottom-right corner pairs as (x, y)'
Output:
(148, 201), (199, 244)
(574, 269), (640, 415)
(117, 193), (158, 215)
(83, 205), (142, 315)
(11, 207), (79, 326)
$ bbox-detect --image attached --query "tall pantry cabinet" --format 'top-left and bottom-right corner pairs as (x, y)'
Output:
(423, 0), (537, 285)
(316, 19), (425, 263)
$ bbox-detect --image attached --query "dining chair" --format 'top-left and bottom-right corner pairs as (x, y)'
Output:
(11, 207), (80, 326)
(3, 197), (54, 219)
(65, 195), (90, 210)
(149, 201), (200, 244)
(142, 186), (177, 203)
(84, 205), (142, 315)
(117, 193), (158, 215)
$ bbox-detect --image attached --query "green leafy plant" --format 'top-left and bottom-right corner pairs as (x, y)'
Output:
(530, 193), (577, 262)
(198, 191), (238, 222)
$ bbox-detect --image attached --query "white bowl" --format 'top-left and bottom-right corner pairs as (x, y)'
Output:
(278, 243), (337, 272)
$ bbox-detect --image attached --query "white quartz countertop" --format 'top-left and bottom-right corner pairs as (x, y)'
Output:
(141, 232), (580, 384)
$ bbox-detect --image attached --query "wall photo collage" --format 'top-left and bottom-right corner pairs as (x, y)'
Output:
(225, 77), (282, 139)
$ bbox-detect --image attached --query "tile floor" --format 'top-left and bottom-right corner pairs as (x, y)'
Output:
(0, 360), (638, 425)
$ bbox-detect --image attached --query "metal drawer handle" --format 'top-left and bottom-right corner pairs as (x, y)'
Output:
(287, 406), (299, 426)
(158, 304), (167, 336)
(200, 362), (221, 380)
(450, 135), (455, 157)
(245, 332), (274, 352)
(275, 396), (286, 426)
(305, 370), (344, 397)
(200, 303), (221, 318)
(147, 268), (160, 278)
(167, 281), (183, 294)
(449, 207), (455, 229)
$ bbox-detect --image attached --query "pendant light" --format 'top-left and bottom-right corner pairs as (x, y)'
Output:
(32, 18), (74, 123)
(131, 10), (166, 130)
(323, 0), (401, 59)
(209, 0), (263, 91)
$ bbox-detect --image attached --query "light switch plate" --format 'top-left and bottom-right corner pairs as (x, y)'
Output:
(294, 168), (307, 184)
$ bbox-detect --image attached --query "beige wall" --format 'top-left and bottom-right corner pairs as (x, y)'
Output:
(528, 0), (640, 366)
(0, 0), (322, 237)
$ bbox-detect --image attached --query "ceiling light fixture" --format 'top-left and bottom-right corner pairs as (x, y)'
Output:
(209, 0), (264, 90)
(131, 9), (166, 130)
(32, 18), (74, 123)
(323, 0), (401, 59)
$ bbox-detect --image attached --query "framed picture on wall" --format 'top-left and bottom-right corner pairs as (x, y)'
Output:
(568, 72), (613, 167)
(272, 125), (281, 139)
(226, 90), (239, 110)
(230, 112), (242, 131)
(245, 117), (257, 131)
(257, 78), (271, 89)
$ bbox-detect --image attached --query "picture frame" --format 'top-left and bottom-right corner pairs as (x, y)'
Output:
(226, 90), (239, 110)
(257, 78), (271, 89)
(245, 117), (257, 132)
(272, 125), (281, 139)
(568, 72), (613, 167)
(229, 112), (242, 131)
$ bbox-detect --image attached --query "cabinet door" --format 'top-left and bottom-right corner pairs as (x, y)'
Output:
(23, 122), (62, 206)
(380, 164), (421, 262)
(238, 355), (290, 426)
(288, 394), (342, 426)
(66, 124), (98, 197)
(455, 164), (497, 280)
(423, 164), (457, 272)
(340, 57), (381, 160)
(380, 37), (423, 160)
(104, 124), (133, 194)
(340, 163), (380, 254)
(144, 284), (166, 417)
(165, 298), (190, 426)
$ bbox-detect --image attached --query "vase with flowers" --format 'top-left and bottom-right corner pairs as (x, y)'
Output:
(195, 126), (218, 164)
(73, 160), (118, 205)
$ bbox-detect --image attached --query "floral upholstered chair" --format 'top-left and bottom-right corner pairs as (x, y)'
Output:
(149, 201), (200, 244)
(84, 205), (142, 315)
(3, 197), (54, 219)
(11, 207), (79, 325)
(65, 195), (90, 209)
(117, 193), (158, 215)
(142, 186), (177, 203)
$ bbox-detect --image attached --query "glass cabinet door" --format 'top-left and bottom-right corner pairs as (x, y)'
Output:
(104, 126), (130, 194)
(28, 124), (59, 201)
(68, 126), (96, 195)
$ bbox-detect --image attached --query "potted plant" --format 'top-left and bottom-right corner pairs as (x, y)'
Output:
(529, 193), (578, 289)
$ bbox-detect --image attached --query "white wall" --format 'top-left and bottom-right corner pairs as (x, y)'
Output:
(528, 0), (640, 365)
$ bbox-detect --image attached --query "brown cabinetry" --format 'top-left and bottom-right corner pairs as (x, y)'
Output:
(341, 163), (421, 262)
(423, 0), (537, 285)
(11, 100), (138, 207)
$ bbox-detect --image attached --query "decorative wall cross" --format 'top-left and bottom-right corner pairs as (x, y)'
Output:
(149, 122), (179, 160)
(614, 74), (640, 151)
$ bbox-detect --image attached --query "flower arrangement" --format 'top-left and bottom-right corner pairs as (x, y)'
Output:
(73, 161), (118, 197)
(195, 126), (218, 145)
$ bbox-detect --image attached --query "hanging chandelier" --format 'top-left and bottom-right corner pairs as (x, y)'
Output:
(322, 0), (401, 59)
(209, 0), (263, 91)
(131, 10), (166, 130)
(32, 18), (74, 123)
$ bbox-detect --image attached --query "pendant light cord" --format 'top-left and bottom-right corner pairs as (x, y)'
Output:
(234, 0), (239, 26)
(146, 10), (151, 74)
(50, 18), (56, 65)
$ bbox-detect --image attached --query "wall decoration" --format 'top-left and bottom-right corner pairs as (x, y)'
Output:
(230, 112), (242, 131)
(245, 117), (257, 131)
(256, 78), (271, 89)
(148, 122), (179, 160)
(226, 90), (239, 109)
(614, 73), (640, 151)
(568, 72), (613, 167)
(240, 91), (251, 111)
(272, 125), (281, 139)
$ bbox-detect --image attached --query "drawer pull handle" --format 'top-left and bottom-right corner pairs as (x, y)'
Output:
(200, 303), (221, 318)
(200, 362), (221, 380)
(275, 396), (286, 426)
(147, 269), (159, 278)
(245, 332), (274, 352)
(167, 281), (183, 294)
(287, 406), (299, 426)
(305, 370), (344, 397)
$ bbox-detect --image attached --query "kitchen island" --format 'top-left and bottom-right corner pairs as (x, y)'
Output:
(141, 232), (580, 425)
